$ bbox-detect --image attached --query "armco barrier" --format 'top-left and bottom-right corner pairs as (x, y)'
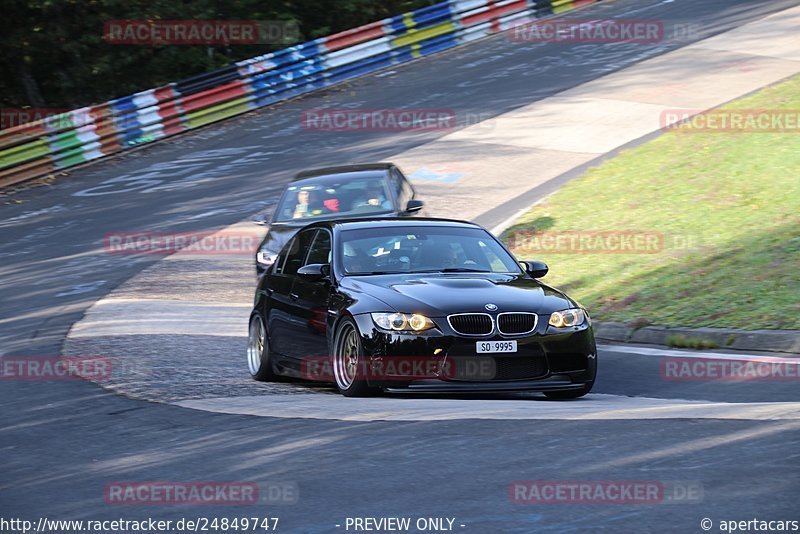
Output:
(0, 0), (599, 188)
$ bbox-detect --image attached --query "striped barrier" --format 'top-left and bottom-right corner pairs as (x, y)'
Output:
(0, 0), (600, 188)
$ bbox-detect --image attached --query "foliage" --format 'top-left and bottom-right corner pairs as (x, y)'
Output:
(0, 0), (436, 109)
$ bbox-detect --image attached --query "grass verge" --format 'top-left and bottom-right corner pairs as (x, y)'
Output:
(502, 74), (800, 330)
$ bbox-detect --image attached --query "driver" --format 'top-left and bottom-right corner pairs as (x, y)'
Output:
(417, 242), (459, 270)
(351, 183), (392, 210)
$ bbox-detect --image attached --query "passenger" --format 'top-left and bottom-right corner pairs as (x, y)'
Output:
(351, 183), (392, 211)
(323, 196), (340, 213)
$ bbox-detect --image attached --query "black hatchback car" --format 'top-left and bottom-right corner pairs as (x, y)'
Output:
(247, 218), (597, 398)
(254, 163), (423, 276)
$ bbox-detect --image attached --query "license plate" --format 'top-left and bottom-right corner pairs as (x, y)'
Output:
(476, 340), (517, 353)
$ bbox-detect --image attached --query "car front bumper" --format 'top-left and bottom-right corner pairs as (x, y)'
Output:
(352, 314), (597, 391)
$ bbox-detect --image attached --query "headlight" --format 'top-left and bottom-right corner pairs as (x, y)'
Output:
(548, 308), (586, 328)
(371, 313), (434, 332)
(256, 249), (278, 268)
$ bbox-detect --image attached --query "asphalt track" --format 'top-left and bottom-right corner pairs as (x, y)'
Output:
(2, 0), (800, 531)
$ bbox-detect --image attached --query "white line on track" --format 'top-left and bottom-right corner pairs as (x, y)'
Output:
(600, 344), (800, 363)
(175, 393), (800, 422)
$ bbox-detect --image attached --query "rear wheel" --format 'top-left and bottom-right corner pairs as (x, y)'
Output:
(247, 314), (280, 381)
(332, 318), (379, 397)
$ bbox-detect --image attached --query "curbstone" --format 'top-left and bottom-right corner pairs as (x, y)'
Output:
(594, 321), (800, 354)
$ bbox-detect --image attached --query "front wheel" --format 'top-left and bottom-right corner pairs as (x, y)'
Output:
(247, 314), (280, 381)
(332, 318), (380, 397)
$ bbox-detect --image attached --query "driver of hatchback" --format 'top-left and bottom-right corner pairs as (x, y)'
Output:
(351, 182), (392, 211)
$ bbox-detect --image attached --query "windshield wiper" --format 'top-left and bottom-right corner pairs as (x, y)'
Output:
(352, 268), (491, 275)
(417, 268), (490, 273)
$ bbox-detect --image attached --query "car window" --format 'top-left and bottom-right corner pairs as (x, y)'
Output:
(391, 168), (414, 207)
(305, 230), (331, 266)
(281, 229), (317, 276)
(477, 239), (510, 271)
(273, 240), (292, 274)
(339, 226), (522, 275)
(273, 174), (394, 222)
(400, 172), (414, 202)
(390, 170), (404, 203)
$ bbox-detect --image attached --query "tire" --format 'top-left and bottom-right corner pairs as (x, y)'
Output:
(247, 314), (280, 381)
(332, 318), (380, 397)
(544, 383), (593, 400)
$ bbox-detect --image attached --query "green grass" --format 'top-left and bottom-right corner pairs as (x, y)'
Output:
(502, 75), (800, 330)
(665, 335), (720, 350)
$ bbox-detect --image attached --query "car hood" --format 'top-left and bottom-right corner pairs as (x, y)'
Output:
(341, 273), (577, 316)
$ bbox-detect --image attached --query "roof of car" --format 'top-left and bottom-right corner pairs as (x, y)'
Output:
(293, 162), (395, 181)
(305, 217), (482, 231)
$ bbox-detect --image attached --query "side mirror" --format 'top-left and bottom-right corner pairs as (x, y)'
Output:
(297, 263), (331, 280)
(252, 213), (270, 226)
(521, 260), (548, 279)
(405, 199), (424, 214)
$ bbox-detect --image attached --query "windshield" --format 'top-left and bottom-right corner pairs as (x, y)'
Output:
(274, 173), (394, 222)
(339, 226), (523, 275)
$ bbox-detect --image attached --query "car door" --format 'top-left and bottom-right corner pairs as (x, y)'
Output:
(266, 228), (316, 357)
(283, 229), (333, 363)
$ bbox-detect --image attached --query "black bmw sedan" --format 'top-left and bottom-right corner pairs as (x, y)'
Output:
(247, 218), (597, 398)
